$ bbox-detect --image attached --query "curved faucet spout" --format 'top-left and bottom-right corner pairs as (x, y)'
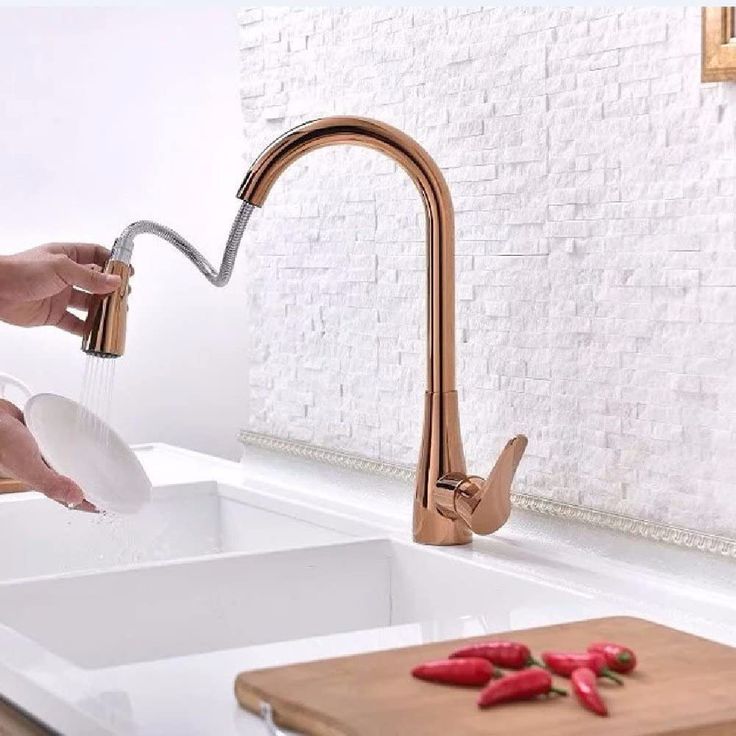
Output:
(83, 115), (527, 546)
(238, 116), (455, 395)
(238, 117), (526, 545)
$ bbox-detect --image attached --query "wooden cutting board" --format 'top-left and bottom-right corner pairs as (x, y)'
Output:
(0, 478), (28, 494)
(235, 616), (736, 736)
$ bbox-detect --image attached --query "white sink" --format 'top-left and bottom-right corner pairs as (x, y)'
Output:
(0, 482), (352, 582)
(0, 538), (606, 670)
(2, 444), (734, 736)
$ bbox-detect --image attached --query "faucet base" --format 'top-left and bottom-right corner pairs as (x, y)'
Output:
(413, 391), (472, 546)
(412, 508), (473, 546)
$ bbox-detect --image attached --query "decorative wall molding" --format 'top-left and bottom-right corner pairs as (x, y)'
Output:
(239, 429), (736, 559)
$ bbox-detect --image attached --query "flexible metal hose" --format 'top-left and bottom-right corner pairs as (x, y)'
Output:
(110, 201), (256, 287)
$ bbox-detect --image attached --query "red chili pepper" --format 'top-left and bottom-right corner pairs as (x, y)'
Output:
(587, 642), (637, 674)
(477, 668), (567, 708)
(411, 658), (495, 686)
(449, 641), (542, 669)
(541, 651), (623, 685)
(571, 667), (608, 716)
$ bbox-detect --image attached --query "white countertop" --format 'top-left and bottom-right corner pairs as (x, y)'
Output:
(1, 442), (735, 735)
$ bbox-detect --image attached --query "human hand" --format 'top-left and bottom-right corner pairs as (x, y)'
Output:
(0, 243), (120, 335)
(0, 399), (96, 512)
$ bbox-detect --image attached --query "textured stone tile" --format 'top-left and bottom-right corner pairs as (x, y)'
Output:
(239, 7), (736, 538)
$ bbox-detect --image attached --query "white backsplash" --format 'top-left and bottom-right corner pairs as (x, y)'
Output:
(238, 7), (736, 538)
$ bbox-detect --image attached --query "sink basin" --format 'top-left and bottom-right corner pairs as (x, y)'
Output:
(0, 538), (609, 670)
(1, 444), (734, 736)
(0, 482), (353, 582)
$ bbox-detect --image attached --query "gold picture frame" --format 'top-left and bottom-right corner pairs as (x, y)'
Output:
(702, 7), (736, 81)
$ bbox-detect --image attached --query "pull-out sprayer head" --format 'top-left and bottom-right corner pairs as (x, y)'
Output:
(80, 200), (256, 359)
(82, 259), (131, 358)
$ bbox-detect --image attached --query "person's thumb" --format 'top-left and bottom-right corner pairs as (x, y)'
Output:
(55, 255), (121, 294)
(35, 469), (85, 508)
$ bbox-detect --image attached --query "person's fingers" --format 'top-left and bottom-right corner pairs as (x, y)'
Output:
(38, 472), (86, 508)
(49, 490), (98, 513)
(0, 399), (24, 422)
(71, 499), (98, 513)
(46, 243), (111, 269)
(23, 463), (86, 509)
(68, 288), (91, 312)
(55, 310), (86, 336)
(0, 414), (85, 507)
(35, 469), (95, 512)
(53, 255), (120, 294)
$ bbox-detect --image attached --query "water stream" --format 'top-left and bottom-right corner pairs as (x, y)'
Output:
(79, 354), (117, 423)
(76, 354), (117, 448)
(76, 355), (132, 552)
(73, 357), (194, 563)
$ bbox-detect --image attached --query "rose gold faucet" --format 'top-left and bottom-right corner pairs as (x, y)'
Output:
(82, 116), (527, 545)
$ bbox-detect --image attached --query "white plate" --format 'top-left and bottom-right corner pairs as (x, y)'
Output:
(24, 393), (151, 514)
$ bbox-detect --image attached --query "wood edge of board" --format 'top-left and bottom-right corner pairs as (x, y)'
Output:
(0, 478), (30, 494)
(0, 695), (53, 736)
(235, 678), (353, 736)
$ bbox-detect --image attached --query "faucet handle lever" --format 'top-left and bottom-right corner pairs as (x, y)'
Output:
(437, 435), (527, 536)
(470, 434), (527, 534)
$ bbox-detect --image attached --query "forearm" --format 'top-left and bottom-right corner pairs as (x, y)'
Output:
(0, 254), (17, 308)
(0, 402), (23, 478)
(0, 400), (29, 478)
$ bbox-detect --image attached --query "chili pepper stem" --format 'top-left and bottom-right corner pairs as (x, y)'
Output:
(602, 671), (624, 685)
(528, 657), (544, 668)
(550, 686), (568, 697)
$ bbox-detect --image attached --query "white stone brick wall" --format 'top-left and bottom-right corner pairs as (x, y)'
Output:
(238, 7), (736, 538)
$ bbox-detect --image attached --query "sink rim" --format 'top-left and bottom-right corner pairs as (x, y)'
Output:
(0, 533), (609, 673)
(0, 478), (370, 585)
